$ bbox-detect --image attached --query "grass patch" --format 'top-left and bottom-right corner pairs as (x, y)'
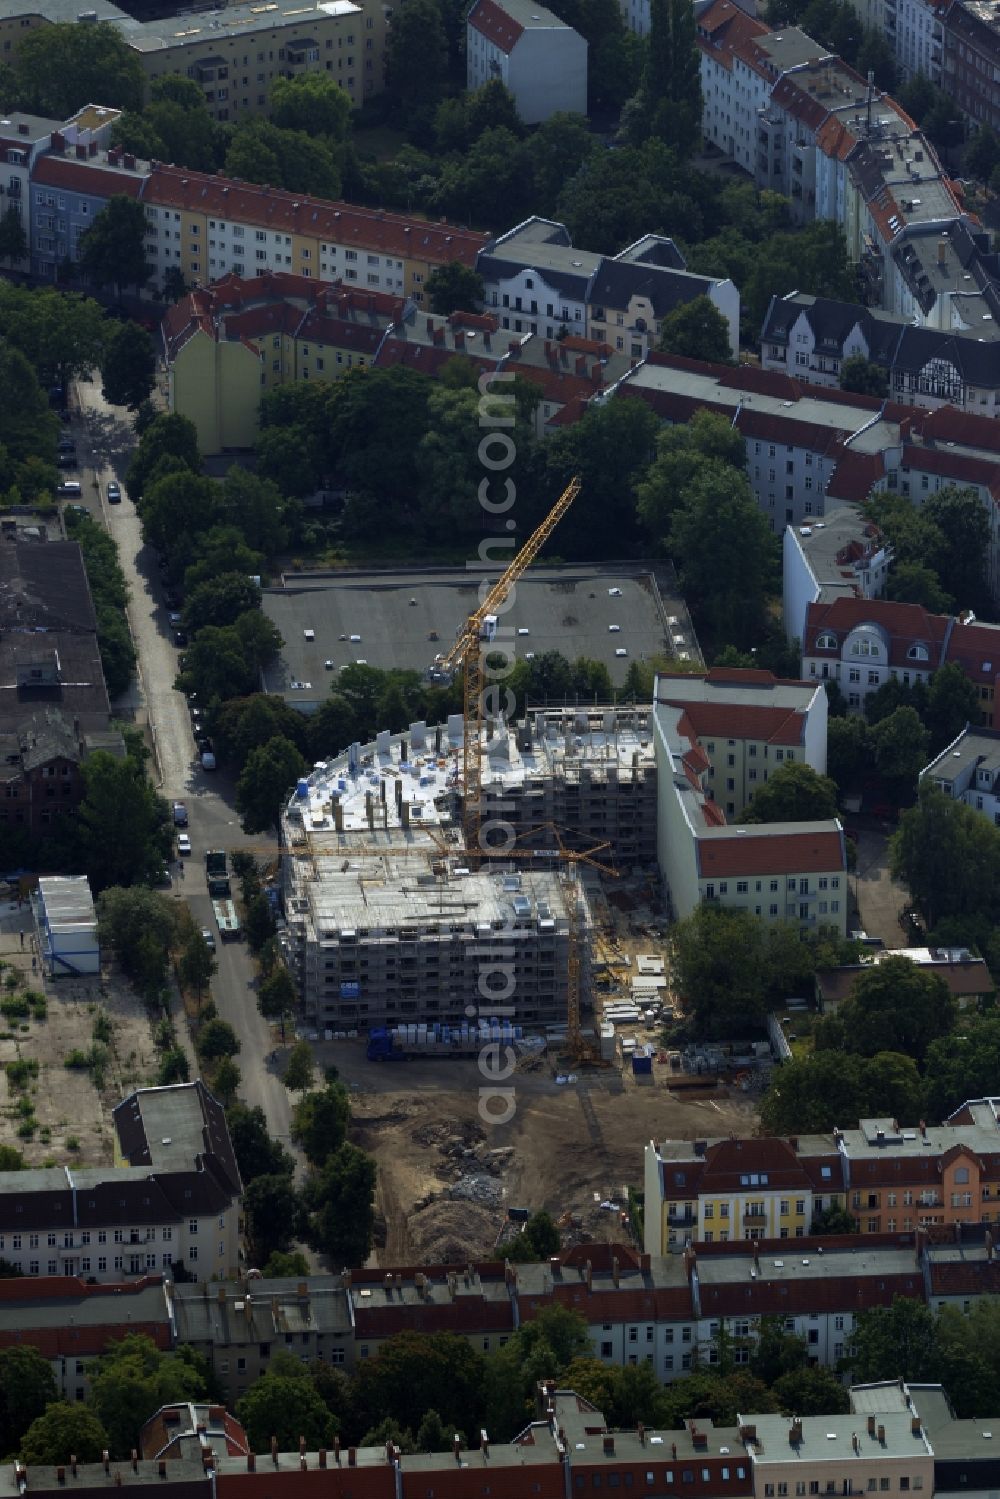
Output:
(6, 1058), (39, 1091)
(352, 123), (410, 161)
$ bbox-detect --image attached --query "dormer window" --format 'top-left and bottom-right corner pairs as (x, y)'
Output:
(816, 632), (837, 650)
(850, 638), (879, 658)
(907, 644), (929, 662)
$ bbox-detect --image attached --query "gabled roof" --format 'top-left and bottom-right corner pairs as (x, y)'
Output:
(467, 0), (524, 50)
(802, 596), (949, 668)
(695, 823), (845, 879)
(33, 153), (144, 199)
(143, 165), (486, 266)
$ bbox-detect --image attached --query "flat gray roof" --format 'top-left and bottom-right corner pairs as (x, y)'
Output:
(922, 726), (1000, 784)
(261, 564), (683, 710)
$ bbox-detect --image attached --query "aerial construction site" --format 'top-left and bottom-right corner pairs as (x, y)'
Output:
(270, 479), (759, 1264)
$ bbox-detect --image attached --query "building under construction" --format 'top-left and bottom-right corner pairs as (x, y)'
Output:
(279, 706), (657, 1030)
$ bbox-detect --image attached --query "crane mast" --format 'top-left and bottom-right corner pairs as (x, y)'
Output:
(438, 475), (583, 859)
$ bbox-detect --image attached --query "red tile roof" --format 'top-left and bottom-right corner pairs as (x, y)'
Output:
(696, 0), (769, 69)
(802, 596), (950, 669)
(903, 442), (1000, 500)
(928, 1258), (1000, 1295)
(143, 164), (487, 265)
(467, 0), (525, 50)
(696, 826), (845, 879)
(699, 1269), (921, 1318)
(34, 154), (143, 199)
(826, 447), (887, 504)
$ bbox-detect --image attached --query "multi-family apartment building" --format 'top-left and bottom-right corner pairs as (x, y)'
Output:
(0, 108), (61, 260)
(801, 597), (1000, 719)
(0, 0), (386, 122)
(478, 215), (740, 359)
(141, 163), (486, 303)
(466, 0), (587, 122)
(651, 669), (847, 934)
(940, 0), (1000, 134)
(608, 354), (1000, 601)
(761, 283), (1000, 416)
(0, 1082), (242, 1284)
(161, 271), (633, 452)
(645, 1102), (1000, 1255)
(921, 726), (1000, 825)
(783, 505), (893, 646)
(0, 1274), (172, 1402)
(694, 0), (978, 319)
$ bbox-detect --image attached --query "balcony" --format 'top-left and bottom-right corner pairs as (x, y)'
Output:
(668, 1209), (695, 1226)
(743, 1206), (768, 1221)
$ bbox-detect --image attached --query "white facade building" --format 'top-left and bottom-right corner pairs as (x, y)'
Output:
(921, 726), (1000, 827)
(783, 506), (893, 645)
(34, 876), (98, 977)
(466, 0), (587, 123)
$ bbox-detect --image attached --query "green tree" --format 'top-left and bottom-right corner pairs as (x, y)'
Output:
(236, 735), (307, 833)
(79, 196), (151, 297)
(236, 1369), (335, 1453)
(424, 260), (485, 315)
(0, 345), (57, 464)
(416, 1409), (449, 1453)
(178, 927), (216, 1000)
(101, 321), (155, 410)
(761, 1049), (923, 1133)
(20, 1403), (110, 1464)
(891, 781), (1000, 931)
(304, 1141), (377, 1266)
(183, 573), (262, 634)
(219, 466), (290, 555)
(886, 560), (954, 614)
(542, 395), (658, 558)
(637, 407), (746, 542)
(924, 1015), (1000, 1121)
(840, 354), (889, 396)
(658, 294), (732, 362)
(262, 1250), (311, 1277)
(844, 1297), (938, 1383)
(209, 1055), (241, 1107)
(742, 221), (854, 334)
(88, 1334), (208, 1458)
(225, 119), (341, 199)
(157, 1047), (190, 1085)
(638, 0), (701, 157)
(384, 0), (449, 125)
(669, 905), (770, 1037)
(197, 1017), (241, 1061)
(213, 695), (307, 775)
(0, 206), (27, 267)
(348, 1330), (487, 1442)
(127, 412), (201, 501)
(14, 21), (144, 117)
(283, 1039), (316, 1092)
(741, 760), (839, 823)
(923, 485), (992, 615)
(78, 753), (171, 892)
(773, 1366), (851, 1415)
(826, 714), (870, 793)
(671, 464), (777, 648)
(926, 661), (982, 754)
(505, 1210), (561, 1262)
(97, 886), (177, 994)
(872, 705), (929, 801)
(161, 266), (188, 303)
(530, 113), (598, 215)
(271, 72), (351, 140)
(227, 1102), (295, 1182)
(245, 1174), (302, 1266)
(0, 1346), (58, 1457)
(811, 1201), (860, 1234)
(291, 1081), (350, 1166)
(258, 964), (298, 1038)
(834, 954), (957, 1064)
(966, 124), (1000, 184)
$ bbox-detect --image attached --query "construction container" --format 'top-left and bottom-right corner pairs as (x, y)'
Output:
(632, 1048), (653, 1076)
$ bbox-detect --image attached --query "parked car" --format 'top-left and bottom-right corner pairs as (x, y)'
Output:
(201, 750), (216, 771)
(201, 928), (216, 952)
(177, 833), (192, 856)
(65, 503), (88, 519)
(106, 481), (122, 504)
(57, 436), (75, 453)
(168, 611), (182, 627)
(56, 453), (77, 469)
(57, 481), (82, 496)
(899, 906), (924, 944)
(174, 630), (188, 647)
(172, 801), (188, 827)
(164, 590), (179, 609)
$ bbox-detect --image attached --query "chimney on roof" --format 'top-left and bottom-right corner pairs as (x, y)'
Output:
(246, 1455), (255, 1472)
(672, 1443), (678, 1459)
(920, 1120), (926, 1137)
(868, 1417), (876, 1437)
(334, 1437), (341, 1465)
(938, 239), (947, 265)
(57, 1469), (65, 1485)
(157, 1463), (166, 1480)
(347, 1449), (356, 1468)
(70, 1460), (77, 1478)
(789, 1420), (803, 1446)
(585, 1259), (593, 1292)
(612, 1255), (620, 1287)
(481, 1430), (490, 1460)
(453, 1436), (462, 1463)
(103, 1454), (110, 1474)
(638, 1423), (645, 1446)
(271, 1438), (278, 1468)
(878, 1426), (886, 1446)
(299, 1438), (306, 1456)
(318, 1451), (327, 1470)
(603, 1437), (615, 1457)
(911, 1417), (921, 1437)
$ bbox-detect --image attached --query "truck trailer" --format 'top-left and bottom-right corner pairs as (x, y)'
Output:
(366, 1021), (524, 1062)
(212, 898), (241, 940)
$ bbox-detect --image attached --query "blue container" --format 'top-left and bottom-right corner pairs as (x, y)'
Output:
(295, 779), (309, 799)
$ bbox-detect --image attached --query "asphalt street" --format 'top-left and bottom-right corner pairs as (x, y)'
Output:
(70, 376), (295, 1155)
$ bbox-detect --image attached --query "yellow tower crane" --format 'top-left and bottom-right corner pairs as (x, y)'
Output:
(436, 474), (582, 858)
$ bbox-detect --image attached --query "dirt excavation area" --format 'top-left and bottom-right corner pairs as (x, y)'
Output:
(323, 1039), (759, 1265)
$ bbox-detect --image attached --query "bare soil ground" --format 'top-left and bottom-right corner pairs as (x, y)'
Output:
(320, 1037), (759, 1266)
(0, 922), (159, 1166)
